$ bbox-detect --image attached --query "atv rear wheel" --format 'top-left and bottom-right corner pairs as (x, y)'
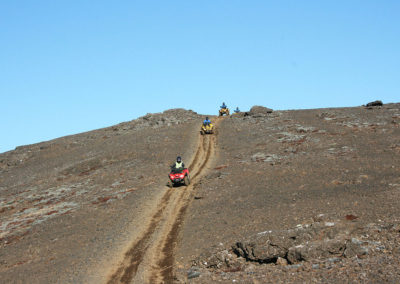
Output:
(184, 176), (190, 186)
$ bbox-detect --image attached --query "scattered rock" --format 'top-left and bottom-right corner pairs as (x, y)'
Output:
(344, 238), (369, 258)
(295, 126), (316, 133)
(345, 214), (358, 221)
(313, 214), (327, 222)
(208, 171), (222, 179)
(187, 269), (201, 279)
(276, 257), (288, 266)
(284, 147), (297, 153)
(196, 217), (398, 273)
(277, 132), (306, 144)
(251, 153), (281, 164)
(249, 105), (273, 116)
(111, 108), (200, 132)
(365, 100), (383, 107)
(233, 234), (292, 264)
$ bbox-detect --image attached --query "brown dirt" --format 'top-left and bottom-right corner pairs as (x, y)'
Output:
(0, 109), (203, 283)
(1, 104), (400, 283)
(175, 103), (400, 283)
(106, 118), (219, 284)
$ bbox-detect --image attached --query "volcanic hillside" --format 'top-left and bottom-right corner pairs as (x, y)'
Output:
(1, 103), (400, 283)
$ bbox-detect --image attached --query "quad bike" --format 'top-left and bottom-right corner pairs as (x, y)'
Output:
(219, 107), (230, 116)
(200, 123), (214, 135)
(168, 167), (190, 187)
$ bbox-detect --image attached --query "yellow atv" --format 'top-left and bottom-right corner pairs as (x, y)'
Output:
(219, 107), (230, 116)
(200, 123), (214, 135)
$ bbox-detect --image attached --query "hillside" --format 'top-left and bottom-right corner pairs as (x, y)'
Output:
(1, 104), (399, 283)
(176, 103), (400, 283)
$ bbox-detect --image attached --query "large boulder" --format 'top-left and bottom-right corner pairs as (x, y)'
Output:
(231, 219), (365, 264)
(365, 100), (383, 107)
(194, 218), (394, 271)
(249, 105), (273, 116)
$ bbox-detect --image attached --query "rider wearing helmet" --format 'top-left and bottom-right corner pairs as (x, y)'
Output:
(172, 156), (185, 171)
(221, 102), (227, 109)
(203, 116), (211, 125)
(234, 107), (240, 113)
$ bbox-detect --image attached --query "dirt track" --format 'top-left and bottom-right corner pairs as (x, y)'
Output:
(107, 119), (219, 284)
(0, 109), (202, 284)
(2, 105), (399, 283)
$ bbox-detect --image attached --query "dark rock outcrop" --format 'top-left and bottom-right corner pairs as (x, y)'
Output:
(195, 217), (394, 270)
(249, 105), (273, 116)
(365, 100), (383, 107)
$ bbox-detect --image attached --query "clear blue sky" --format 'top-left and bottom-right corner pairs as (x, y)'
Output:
(1, 1), (399, 153)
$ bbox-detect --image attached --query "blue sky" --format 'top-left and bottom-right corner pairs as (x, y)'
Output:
(1, 1), (399, 153)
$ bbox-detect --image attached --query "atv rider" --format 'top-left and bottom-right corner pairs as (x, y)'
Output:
(234, 107), (240, 113)
(203, 116), (211, 126)
(220, 102), (227, 109)
(171, 156), (185, 173)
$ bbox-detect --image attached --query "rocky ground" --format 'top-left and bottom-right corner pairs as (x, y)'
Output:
(1, 103), (399, 283)
(0, 109), (202, 283)
(175, 103), (400, 283)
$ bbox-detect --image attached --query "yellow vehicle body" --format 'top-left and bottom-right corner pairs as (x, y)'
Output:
(201, 123), (214, 135)
(219, 108), (230, 116)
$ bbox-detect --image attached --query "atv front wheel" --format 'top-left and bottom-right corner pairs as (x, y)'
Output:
(184, 176), (190, 186)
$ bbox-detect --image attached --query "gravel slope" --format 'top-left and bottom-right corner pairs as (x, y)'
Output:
(0, 109), (201, 283)
(175, 103), (400, 283)
(1, 104), (399, 283)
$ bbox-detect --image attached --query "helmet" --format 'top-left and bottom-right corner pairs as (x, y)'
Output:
(177, 156), (182, 162)
(206, 116), (209, 120)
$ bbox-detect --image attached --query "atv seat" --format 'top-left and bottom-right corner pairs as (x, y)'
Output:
(170, 167), (185, 174)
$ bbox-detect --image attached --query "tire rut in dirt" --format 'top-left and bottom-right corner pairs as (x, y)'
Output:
(107, 190), (172, 284)
(150, 198), (191, 283)
(107, 119), (219, 284)
(191, 135), (213, 180)
(151, 134), (216, 283)
(188, 142), (202, 173)
(195, 135), (214, 178)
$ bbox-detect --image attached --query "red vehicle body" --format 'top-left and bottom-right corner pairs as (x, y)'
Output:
(168, 168), (190, 187)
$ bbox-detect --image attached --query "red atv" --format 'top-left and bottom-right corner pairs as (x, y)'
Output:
(168, 167), (190, 187)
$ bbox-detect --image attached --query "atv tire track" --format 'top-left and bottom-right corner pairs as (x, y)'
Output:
(107, 119), (219, 284)
(107, 190), (173, 283)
